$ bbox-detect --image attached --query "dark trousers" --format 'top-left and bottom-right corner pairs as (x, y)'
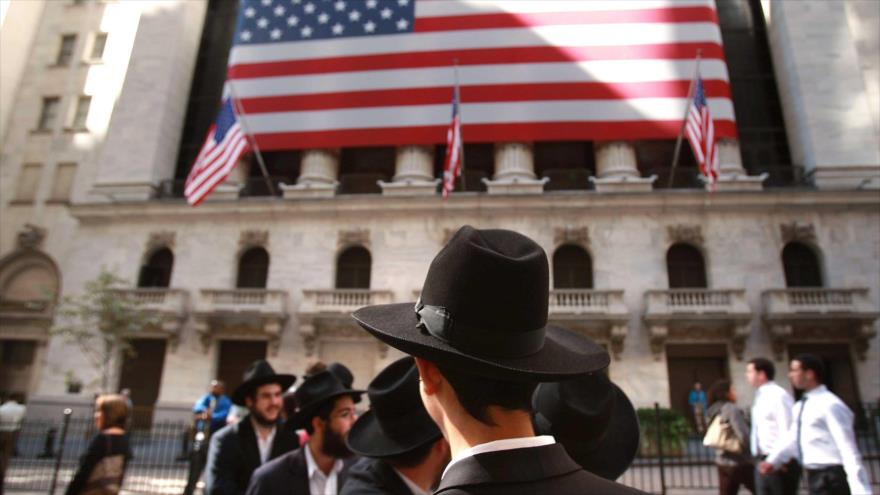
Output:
(719, 463), (756, 495)
(755, 461), (801, 495)
(806, 466), (851, 495)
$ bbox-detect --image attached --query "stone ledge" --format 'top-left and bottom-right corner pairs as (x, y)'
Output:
(484, 177), (548, 195)
(379, 179), (440, 196)
(281, 182), (337, 199)
(590, 175), (657, 193)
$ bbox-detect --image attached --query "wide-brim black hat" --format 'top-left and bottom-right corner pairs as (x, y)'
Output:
(232, 359), (297, 406)
(288, 370), (364, 431)
(347, 357), (442, 458)
(353, 226), (609, 381)
(533, 373), (640, 480)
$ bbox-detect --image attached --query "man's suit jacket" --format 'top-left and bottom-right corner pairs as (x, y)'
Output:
(204, 415), (300, 495)
(245, 444), (357, 495)
(434, 443), (647, 495)
(340, 457), (414, 495)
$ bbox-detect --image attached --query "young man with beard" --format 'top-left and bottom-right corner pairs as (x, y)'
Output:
(205, 360), (298, 495)
(343, 357), (450, 495)
(246, 370), (364, 495)
(352, 226), (647, 495)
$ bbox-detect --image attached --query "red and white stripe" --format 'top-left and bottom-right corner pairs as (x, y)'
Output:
(442, 110), (462, 199)
(226, 0), (737, 150)
(184, 120), (250, 206)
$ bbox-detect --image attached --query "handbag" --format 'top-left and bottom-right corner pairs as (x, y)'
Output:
(702, 414), (743, 453)
(81, 436), (126, 495)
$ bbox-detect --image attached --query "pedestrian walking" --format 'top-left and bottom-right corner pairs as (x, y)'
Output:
(706, 379), (755, 495)
(759, 354), (872, 495)
(65, 394), (132, 495)
(747, 357), (800, 495)
(690, 381), (709, 433)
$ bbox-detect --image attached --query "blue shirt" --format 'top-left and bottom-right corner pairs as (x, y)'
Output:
(192, 393), (232, 432)
(688, 390), (707, 409)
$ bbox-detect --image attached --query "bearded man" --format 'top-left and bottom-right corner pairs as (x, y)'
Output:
(204, 360), (298, 495)
(246, 370), (364, 495)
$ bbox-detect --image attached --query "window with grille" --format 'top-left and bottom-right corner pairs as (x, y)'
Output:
(552, 244), (593, 289)
(237, 247), (269, 288)
(37, 97), (60, 131)
(336, 246), (371, 289)
(782, 242), (823, 287)
(666, 243), (708, 288)
(56, 35), (76, 66)
(138, 248), (175, 288)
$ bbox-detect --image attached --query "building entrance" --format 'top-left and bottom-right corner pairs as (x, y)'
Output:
(118, 339), (167, 427)
(666, 344), (729, 429)
(216, 340), (267, 396)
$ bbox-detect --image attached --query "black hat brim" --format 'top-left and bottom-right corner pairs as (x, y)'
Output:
(353, 303), (609, 381)
(288, 388), (365, 431)
(346, 409), (443, 458)
(534, 382), (640, 480)
(232, 374), (297, 406)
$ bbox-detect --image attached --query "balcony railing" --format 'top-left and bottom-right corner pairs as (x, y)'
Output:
(645, 289), (750, 317)
(548, 289), (626, 315)
(196, 289), (287, 315)
(763, 288), (876, 316)
(115, 288), (187, 314)
(301, 289), (394, 314)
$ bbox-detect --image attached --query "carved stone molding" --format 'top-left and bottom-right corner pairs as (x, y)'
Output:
(339, 229), (370, 249)
(554, 226), (590, 248)
(17, 224), (46, 250)
(240, 230), (269, 248)
(780, 222), (816, 244)
(766, 321), (876, 361)
(147, 231), (175, 252)
(667, 225), (704, 246)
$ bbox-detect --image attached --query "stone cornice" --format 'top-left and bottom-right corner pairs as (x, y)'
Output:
(68, 189), (880, 224)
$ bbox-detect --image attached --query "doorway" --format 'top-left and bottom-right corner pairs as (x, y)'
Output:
(216, 340), (268, 396)
(666, 344), (729, 429)
(118, 339), (167, 428)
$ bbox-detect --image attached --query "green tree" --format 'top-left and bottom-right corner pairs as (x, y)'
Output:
(51, 269), (158, 392)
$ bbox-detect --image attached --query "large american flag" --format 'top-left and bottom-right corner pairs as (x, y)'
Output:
(185, 93), (250, 206)
(685, 74), (719, 187)
(228, 0), (736, 149)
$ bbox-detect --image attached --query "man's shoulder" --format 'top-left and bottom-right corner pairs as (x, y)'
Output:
(252, 448), (305, 481)
(341, 458), (401, 495)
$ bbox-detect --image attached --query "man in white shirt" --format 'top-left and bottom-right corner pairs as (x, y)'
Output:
(759, 354), (872, 495)
(747, 357), (800, 495)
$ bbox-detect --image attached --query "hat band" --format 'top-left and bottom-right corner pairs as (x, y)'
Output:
(415, 300), (545, 358)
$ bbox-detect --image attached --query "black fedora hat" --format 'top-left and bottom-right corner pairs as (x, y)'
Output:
(532, 373), (640, 480)
(232, 360), (297, 406)
(352, 226), (609, 381)
(347, 357), (442, 458)
(288, 370), (364, 430)
(327, 362), (354, 388)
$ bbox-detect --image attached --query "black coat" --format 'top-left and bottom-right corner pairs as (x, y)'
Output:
(434, 443), (648, 495)
(245, 445), (357, 495)
(340, 457), (415, 495)
(204, 415), (300, 495)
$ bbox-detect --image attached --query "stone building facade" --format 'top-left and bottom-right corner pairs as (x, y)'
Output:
(1, 0), (878, 422)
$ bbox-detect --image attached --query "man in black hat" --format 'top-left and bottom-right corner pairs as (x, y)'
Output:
(353, 226), (647, 495)
(342, 357), (450, 495)
(204, 360), (298, 495)
(246, 370), (364, 495)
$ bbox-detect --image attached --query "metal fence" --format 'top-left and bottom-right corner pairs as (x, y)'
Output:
(618, 402), (880, 494)
(4, 403), (879, 494)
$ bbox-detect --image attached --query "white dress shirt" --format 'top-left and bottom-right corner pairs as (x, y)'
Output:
(252, 420), (276, 465)
(750, 381), (794, 457)
(766, 385), (872, 494)
(0, 401), (26, 432)
(442, 435), (556, 480)
(304, 442), (344, 495)
(392, 467), (430, 495)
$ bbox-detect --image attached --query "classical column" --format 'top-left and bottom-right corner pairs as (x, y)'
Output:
(379, 145), (439, 196)
(281, 148), (339, 198)
(590, 141), (655, 192)
(714, 138), (767, 191)
(484, 142), (547, 194)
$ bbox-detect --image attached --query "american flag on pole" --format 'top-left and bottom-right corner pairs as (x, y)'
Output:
(441, 84), (462, 199)
(228, 0), (737, 149)
(184, 89), (251, 206)
(684, 74), (719, 187)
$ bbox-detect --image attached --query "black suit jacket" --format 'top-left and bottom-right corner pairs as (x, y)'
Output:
(340, 457), (415, 495)
(434, 443), (648, 495)
(245, 444), (357, 495)
(204, 415), (300, 495)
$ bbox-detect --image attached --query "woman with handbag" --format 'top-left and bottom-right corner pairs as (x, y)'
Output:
(705, 380), (755, 495)
(65, 394), (132, 495)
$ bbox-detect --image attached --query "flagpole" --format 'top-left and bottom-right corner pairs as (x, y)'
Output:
(667, 50), (702, 188)
(453, 59), (465, 192)
(227, 81), (276, 196)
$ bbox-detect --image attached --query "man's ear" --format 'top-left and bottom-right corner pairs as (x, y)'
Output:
(414, 357), (441, 396)
(310, 415), (324, 435)
(244, 396), (253, 409)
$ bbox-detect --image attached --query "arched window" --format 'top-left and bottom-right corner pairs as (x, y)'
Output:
(137, 248), (174, 288)
(782, 242), (823, 287)
(552, 245), (593, 289)
(336, 246), (371, 289)
(237, 247), (269, 288)
(666, 243), (707, 288)
(0, 252), (60, 305)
